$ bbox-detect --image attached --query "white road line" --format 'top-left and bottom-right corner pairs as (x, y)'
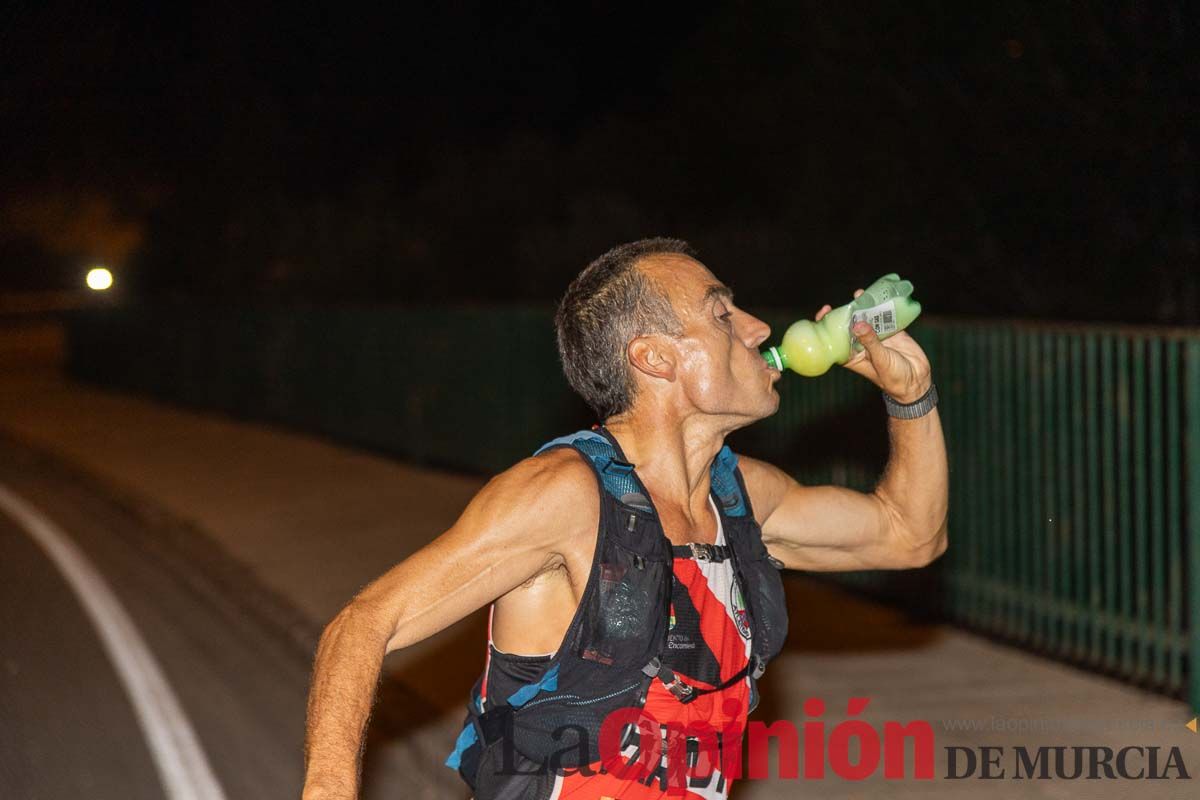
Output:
(0, 484), (228, 800)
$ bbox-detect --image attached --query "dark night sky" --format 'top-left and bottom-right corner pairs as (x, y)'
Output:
(2, 1), (1197, 323)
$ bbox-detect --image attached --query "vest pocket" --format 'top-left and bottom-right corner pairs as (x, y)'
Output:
(724, 520), (792, 662)
(730, 528), (790, 665)
(577, 534), (668, 669)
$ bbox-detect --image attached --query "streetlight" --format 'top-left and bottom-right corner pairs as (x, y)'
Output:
(86, 266), (113, 291)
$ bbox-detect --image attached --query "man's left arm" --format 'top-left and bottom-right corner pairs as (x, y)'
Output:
(739, 295), (949, 571)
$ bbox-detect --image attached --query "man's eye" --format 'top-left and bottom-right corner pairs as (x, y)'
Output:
(720, 312), (733, 322)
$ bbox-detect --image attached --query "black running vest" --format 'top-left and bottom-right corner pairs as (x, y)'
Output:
(446, 427), (790, 792)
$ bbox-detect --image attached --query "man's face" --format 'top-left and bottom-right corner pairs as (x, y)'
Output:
(637, 255), (780, 424)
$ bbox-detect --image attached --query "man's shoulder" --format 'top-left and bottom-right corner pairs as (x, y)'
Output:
(468, 445), (599, 530)
(510, 445), (598, 494)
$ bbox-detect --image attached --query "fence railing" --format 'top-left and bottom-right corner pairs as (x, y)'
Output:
(65, 304), (1200, 709)
(744, 314), (1200, 711)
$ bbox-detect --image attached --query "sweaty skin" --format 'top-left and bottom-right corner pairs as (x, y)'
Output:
(301, 254), (949, 799)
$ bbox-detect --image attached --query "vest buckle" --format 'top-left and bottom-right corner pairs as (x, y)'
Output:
(662, 674), (695, 701)
(643, 657), (697, 703)
(689, 542), (715, 562)
(749, 653), (766, 679)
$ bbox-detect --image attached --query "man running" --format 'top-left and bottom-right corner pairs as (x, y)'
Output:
(302, 238), (948, 798)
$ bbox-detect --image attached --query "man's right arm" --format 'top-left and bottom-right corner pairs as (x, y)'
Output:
(301, 448), (595, 799)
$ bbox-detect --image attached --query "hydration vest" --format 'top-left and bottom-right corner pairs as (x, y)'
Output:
(446, 426), (790, 792)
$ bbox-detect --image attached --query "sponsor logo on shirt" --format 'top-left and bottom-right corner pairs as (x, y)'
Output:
(729, 583), (751, 639)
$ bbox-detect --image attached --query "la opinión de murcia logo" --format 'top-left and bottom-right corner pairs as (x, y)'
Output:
(488, 697), (1192, 791)
(945, 745), (1190, 780)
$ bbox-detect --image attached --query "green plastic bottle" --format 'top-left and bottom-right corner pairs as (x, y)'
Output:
(761, 273), (922, 377)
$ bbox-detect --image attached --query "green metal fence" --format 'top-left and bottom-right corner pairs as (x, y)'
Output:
(66, 302), (591, 473)
(745, 314), (1200, 712)
(65, 304), (1200, 709)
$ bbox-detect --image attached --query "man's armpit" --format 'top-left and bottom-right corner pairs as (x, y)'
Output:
(729, 453), (794, 527)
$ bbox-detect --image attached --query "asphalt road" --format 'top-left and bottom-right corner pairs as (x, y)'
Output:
(0, 437), (314, 799)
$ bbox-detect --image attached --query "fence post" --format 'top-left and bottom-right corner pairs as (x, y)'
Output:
(1188, 340), (1200, 713)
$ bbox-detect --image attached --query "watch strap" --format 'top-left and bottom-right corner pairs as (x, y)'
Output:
(882, 382), (938, 419)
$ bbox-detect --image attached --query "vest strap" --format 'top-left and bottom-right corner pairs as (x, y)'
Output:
(478, 705), (513, 747)
(641, 655), (754, 705)
(670, 542), (732, 562)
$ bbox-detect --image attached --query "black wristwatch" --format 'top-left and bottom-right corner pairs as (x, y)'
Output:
(882, 382), (938, 419)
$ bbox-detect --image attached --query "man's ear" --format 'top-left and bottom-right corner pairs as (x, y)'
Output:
(627, 335), (677, 383)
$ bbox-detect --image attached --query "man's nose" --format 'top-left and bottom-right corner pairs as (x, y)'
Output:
(743, 314), (771, 349)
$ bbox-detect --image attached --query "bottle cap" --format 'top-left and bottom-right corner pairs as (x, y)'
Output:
(762, 346), (785, 371)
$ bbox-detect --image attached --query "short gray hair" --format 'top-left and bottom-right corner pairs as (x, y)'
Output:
(554, 238), (693, 420)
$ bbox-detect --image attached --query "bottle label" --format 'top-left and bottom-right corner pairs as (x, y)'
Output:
(850, 299), (898, 350)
